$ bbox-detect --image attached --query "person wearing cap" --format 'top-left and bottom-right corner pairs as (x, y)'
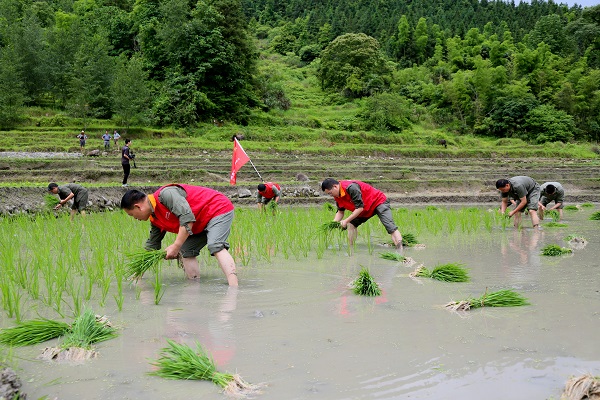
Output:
(48, 182), (89, 220)
(321, 178), (403, 251)
(256, 182), (281, 211)
(120, 184), (238, 286)
(76, 130), (88, 153)
(538, 182), (565, 221)
(496, 176), (541, 229)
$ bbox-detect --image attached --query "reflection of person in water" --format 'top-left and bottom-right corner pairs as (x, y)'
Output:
(500, 229), (543, 282)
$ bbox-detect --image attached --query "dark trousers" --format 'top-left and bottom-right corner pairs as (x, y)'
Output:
(122, 163), (130, 184)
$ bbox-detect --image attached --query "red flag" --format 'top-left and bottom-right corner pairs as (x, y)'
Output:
(230, 138), (250, 185)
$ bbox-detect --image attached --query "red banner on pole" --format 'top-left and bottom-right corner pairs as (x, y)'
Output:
(230, 138), (250, 185)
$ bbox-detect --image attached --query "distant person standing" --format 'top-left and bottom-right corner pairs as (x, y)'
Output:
(496, 176), (541, 229)
(102, 130), (111, 151)
(48, 182), (89, 221)
(538, 182), (565, 221)
(77, 130), (88, 153)
(121, 139), (132, 187)
(113, 130), (121, 147)
(256, 182), (281, 211)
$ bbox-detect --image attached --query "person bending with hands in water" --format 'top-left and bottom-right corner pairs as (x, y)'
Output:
(120, 184), (238, 286)
(321, 178), (403, 251)
(48, 182), (89, 221)
(496, 176), (541, 229)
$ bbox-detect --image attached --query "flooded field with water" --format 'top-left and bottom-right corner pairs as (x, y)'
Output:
(1, 204), (599, 400)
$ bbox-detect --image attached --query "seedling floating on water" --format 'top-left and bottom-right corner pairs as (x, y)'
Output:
(379, 252), (406, 262)
(150, 339), (261, 397)
(563, 205), (579, 211)
(590, 211), (600, 220)
(541, 244), (573, 256)
(351, 267), (381, 296)
(544, 221), (568, 227)
(445, 289), (530, 311)
(545, 209), (560, 221)
(125, 249), (167, 280)
(0, 318), (70, 347)
(581, 203), (595, 208)
(410, 263), (470, 282)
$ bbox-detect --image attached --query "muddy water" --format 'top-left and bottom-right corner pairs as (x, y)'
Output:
(17, 208), (600, 400)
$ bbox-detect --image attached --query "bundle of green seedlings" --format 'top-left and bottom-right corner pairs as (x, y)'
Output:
(563, 205), (579, 211)
(562, 373), (600, 400)
(541, 244), (573, 256)
(383, 233), (418, 247)
(445, 289), (530, 311)
(318, 221), (342, 233)
(379, 252), (406, 262)
(40, 309), (118, 361)
(266, 200), (278, 213)
(544, 209), (560, 221)
(0, 318), (71, 347)
(150, 339), (261, 397)
(590, 211), (600, 220)
(44, 194), (60, 210)
(126, 249), (167, 280)
(350, 267), (381, 296)
(323, 202), (336, 212)
(409, 263), (470, 282)
(544, 221), (568, 227)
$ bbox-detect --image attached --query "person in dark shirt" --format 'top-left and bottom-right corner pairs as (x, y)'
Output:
(121, 139), (132, 187)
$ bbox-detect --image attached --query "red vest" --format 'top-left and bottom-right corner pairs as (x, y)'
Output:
(334, 180), (386, 218)
(258, 182), (281, 199)
(150, 184), (234, 234)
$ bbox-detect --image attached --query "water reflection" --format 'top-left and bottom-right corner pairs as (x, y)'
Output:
(500, 229), (543, 283)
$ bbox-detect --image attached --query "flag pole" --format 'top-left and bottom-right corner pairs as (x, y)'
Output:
(248, 159), (264, 182)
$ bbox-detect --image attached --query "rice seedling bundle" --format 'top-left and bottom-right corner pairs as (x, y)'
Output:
(125, 249), (167, 280)
(410, 263), (470, 282)
(562, 373), (600, 400)
(581, 203), (595, 208)
(266, 200), (278, 213)
(545, 209), (560, 221)
(379, 252), (406, 262)
(445, 289), (530, 311)
(351, 267), (381, 296)
(150, 339), (261, 397)
(401, 233), (418, 247)
(0, 319), (71, 347)
(564, 205), (579, 211)
(545, 222), (568, 227)
(590, 211), (600, 220)
(541, 244), (573, 256)
(60, 309), (117, 349)
(318, 221), (342, 233)
(44, 194), (60, 209)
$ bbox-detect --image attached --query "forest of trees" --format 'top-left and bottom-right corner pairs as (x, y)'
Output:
(1, 0), (599, 142)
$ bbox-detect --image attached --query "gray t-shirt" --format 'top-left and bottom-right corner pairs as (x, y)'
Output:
(57, 183), (87, 202)
(540, 182), (565, 203)
(337, 182), (364, 211)
(502, 176), (539, 201)
(146, 186), (196, 250)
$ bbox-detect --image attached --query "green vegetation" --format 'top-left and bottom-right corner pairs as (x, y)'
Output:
(581, 203), (595, 208)
(351, 267), (382, 296)
(125, 250), (167, 281)
(150, 339), (260, 396)
(446, 289), (530, 311)
(544, 222), (568, 227)
(318, 221), (343, 233)
(0, 319), (70, 347)
(563, 205), (579, 211)
(401, 233), (419, 247)
(545, 209), (560, 221)
(379, 252), (406, 262)
(590, 211), (600, 220)
(541, 244), (573, 256)
(411, 263), (470, 282)
(60, 310), (117, 350)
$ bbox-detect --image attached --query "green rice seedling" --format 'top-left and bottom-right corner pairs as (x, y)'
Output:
(150, 339), (261, 397)
(351, 267), (381, 296)
(425, 205), (439, 211)
(318, 221), (342, 233)
(44, 194), (60, 210)
(590, 211), (600, 220)
(0, 318), (71, 347)
(563, 205), (578, 211)
(445, 289), (530, 311)
(266, 200), (278, 213)
(402, 233), (418, 247)
(581, 203), (595, 208)
(323, 202), (335, 212)
(379, 252), (406, 262)
(410, 263), (470, 282)
(541, 244), (573, 256)
(544, 221), (568, 227)
(153, 264), (165, 305)
(60, 309), (117, 349)
(125, 249), (167, 280)
(544, 209), (560, 221)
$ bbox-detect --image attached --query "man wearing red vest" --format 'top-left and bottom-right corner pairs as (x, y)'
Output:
(321, 178), (403, 250)
(257, 182), (281, 211)
(120, 184), (238, 286)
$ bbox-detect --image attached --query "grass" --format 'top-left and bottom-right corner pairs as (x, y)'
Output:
(410, 263), (470, 282)
(150, 339), (260, 397)
(125, 250), (167, 280)
(541, 244), (573, 256)
(0, 318), (70, 347)
(446, 289), (530, 311)
(351, 267), (381, 296)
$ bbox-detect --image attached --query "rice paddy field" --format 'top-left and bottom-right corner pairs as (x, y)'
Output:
(0, 203), (599, 399)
